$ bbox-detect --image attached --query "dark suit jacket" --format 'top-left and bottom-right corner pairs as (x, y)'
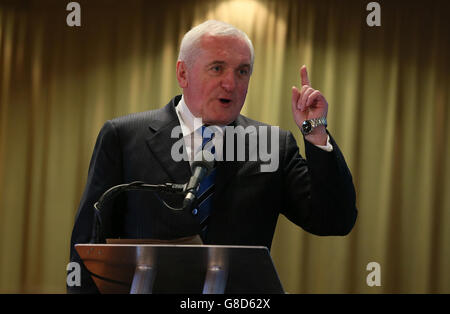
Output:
(68, 95), (357, 293)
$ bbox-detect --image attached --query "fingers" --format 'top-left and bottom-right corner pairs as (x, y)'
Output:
(306, 90), (322, 107)
(293, 66), (328, 121)
(291, 86), (300, 110)
(300, 65), (310, 86)
(296, 87), (322, 111)
(300, 85), (314, 107)
(293, 65), (317, 111)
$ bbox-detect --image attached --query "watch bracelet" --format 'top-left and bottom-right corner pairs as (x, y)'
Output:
(311, 117), (327, 128)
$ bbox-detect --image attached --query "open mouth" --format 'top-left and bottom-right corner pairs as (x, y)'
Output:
(219, 98), (231, 104)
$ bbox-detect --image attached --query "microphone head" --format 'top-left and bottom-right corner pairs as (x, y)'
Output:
(191, 149), (216, 173)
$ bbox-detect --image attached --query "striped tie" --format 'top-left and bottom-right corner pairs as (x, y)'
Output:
(192, 125), (216, 240)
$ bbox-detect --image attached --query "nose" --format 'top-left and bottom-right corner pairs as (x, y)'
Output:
(220, 70), (236, 92)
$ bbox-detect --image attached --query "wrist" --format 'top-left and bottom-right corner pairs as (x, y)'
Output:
(303, 125), (327, 146)
(299, 117), (328, 146)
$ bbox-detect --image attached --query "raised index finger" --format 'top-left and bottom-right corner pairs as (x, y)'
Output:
(300, 65), (311, 86)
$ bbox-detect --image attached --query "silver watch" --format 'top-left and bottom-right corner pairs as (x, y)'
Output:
(301, 117), (327, 135)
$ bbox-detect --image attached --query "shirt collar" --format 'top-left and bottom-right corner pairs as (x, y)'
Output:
(175, 95), (225, 137)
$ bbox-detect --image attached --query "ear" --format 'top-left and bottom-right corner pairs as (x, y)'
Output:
(176, 60), (188, 88)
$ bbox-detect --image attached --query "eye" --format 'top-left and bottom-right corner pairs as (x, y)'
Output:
(211, 65), (222, 73)
(238, 68), (249, 76)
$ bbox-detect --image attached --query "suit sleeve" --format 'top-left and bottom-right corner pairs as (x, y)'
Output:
(280, 131), (357, 236)
(67, 120), (124, 293)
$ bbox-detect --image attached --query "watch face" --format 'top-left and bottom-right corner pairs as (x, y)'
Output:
(302, 120), (312, 135)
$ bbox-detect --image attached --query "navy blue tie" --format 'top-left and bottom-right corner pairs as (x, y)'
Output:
(192, 126), (216, 240)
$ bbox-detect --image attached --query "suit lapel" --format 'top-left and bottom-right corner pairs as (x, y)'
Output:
(214, 116), (256, 196)
(145, 96), (191, 183)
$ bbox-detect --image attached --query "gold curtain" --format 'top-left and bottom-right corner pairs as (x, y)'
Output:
(0, 0), (449, 293)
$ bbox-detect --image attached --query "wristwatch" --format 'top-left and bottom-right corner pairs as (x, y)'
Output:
(301, 117), (327, 135)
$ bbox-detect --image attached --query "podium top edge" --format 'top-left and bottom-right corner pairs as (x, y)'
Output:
(75, 243), (268, 250)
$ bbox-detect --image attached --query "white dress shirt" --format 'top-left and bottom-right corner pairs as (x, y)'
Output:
(175, 96), (225, 164)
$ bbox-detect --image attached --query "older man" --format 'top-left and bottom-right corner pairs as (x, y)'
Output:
(68, 20), (357, 293)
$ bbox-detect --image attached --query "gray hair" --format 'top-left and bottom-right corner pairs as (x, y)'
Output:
(178, 20), (255, 73)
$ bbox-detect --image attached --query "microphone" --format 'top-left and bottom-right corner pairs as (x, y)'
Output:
(183, 149), (216, 210)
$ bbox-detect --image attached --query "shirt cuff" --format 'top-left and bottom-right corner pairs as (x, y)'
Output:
(314, 135), (333, 152)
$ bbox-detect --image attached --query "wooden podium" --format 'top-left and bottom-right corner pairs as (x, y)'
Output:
(75, 242), (284, 294)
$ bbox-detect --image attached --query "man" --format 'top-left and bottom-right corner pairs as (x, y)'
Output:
(68, 20), (357, 293)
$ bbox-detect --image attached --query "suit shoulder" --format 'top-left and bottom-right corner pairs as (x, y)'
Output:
(108, 109), (159, 130)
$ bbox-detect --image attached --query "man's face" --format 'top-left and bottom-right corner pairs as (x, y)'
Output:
(177, 35), (252, 125)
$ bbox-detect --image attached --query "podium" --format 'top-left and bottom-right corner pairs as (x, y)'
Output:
(75, 243), (284, 294)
